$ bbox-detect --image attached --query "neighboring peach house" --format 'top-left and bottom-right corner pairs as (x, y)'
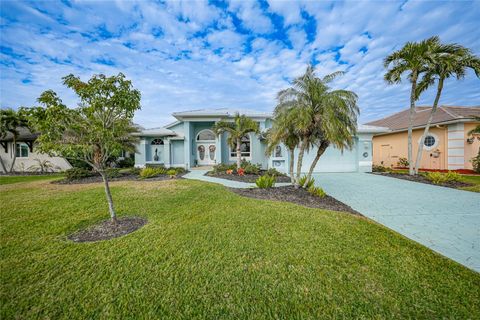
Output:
(366, 106), (480, 171)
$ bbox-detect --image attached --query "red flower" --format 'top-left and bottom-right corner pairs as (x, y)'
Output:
(226, 169), (233, 175)
(237, 168), (245, 176)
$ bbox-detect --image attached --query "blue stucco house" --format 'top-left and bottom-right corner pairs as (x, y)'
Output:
(134, 108), (387, 173)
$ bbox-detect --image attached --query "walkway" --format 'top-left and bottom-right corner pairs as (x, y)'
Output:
(312, 173), (480, 272)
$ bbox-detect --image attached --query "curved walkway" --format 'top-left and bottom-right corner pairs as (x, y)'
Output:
(313, 173), (480, 272)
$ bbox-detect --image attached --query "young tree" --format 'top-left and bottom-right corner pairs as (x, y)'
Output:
(275, 66), (358, 187)
(413, 46), (480, 174)
(266, 106), (300, 184)
(212, 113), (259, 169)
(0, 108), (30, 173)
(28, 73), (141, 223)
(384, 36), (445, 175)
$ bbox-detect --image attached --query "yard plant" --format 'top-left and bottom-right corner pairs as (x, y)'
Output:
(255, 174), (276, 188)
(1, 177), (479, 319)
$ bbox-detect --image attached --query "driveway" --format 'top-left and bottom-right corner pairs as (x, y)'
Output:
(313, 173), (480, 272)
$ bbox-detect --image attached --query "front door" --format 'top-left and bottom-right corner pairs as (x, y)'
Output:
(197, 143), (216, 165)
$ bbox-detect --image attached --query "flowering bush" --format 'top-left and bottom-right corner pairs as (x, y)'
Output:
(226, 169), (233, 175)
(237, 168), (245, 176)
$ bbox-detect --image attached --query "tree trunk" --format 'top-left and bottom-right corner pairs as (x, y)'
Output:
(100, 172), (117, 223)
(9, 139), (17, 173)
(0, 156), (7, 173)
(295, 137), (308, 188)
(407, 73), (418, 176)
(414, 78), (444, 175)
(288, 147), (295, 185)
(236, 137), (241, 169)
(305, 141), (329, 186)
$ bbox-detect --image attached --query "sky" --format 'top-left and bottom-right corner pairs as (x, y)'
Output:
(1, 0), (479, 128)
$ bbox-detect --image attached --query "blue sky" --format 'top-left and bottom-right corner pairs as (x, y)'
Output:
(1, 0), (479, 128)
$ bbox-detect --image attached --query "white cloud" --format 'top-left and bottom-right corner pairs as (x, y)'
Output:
(227, 0), (274, 34)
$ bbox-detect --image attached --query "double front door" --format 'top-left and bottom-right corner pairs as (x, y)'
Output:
(197, 143), (216, 165)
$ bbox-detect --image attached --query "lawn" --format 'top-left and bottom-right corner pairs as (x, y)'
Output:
(0, 173), (63, 185)
(1, 177), (479, 319)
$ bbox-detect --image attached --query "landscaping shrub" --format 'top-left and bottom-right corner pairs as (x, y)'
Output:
(105, 168), (121, 178)
(425, 172), (448, 184)
(308, 185), (326, 198)
(65, 168), (94, 181)
(298, 175), (315, 189)
(372, 165), (388, 172)
(255, 175), (276, 188)
(265, 168), (282, 177)
(212, 163), (236, 173)
(117, 157), (135, 168)
(397, 157), (409, 167)
(166, 169), (177, 177)
(139, 167), (163, 179)
(444, 171), (462, 182)
(237, 168), (245, 176)
(128, 167), (141, 175)
(471, 152), (480, 173)
(172, 167), (186, 174)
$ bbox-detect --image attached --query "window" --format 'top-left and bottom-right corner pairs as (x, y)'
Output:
(274, 146), (282, 157)
(230, 135), (250, 158)
(197, 130), (215, 141)
(424, 135), (435, 147)
(16, 143), (29, 158)
(151, 138), (164, 145)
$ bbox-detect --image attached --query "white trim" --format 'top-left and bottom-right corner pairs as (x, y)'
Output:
(418, 133), (439, 151)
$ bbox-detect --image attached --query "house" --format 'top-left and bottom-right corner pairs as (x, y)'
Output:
(0, 127), (72, 173)
(366, 106), (480, 171)
(134, 108), (387, 173)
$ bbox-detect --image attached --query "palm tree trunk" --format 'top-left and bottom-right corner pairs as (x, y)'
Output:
(9, 138), (17, 173)
(288, 147), (295, 184)
(408, 73), (418, 176)
(295, 137), (308, 188)
(236, 137), (241, 169)
(414, 78), (444, 175)
(100, 172), (117, 223)
(305, 141), (329, 185)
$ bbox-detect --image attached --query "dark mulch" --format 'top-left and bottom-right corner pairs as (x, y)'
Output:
(68, 216), (147, 242)
(230, 185), (362, 216)
(371, 172), (473, 189)
(206, 171), (291, 183)
(54, 173), (186, 185)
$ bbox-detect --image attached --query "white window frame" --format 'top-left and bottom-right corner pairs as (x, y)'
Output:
(15, 143), (29, 158)
(229, 135), (251, 160)
(196, 129), (216, 142)
(419, 133), (439, 151)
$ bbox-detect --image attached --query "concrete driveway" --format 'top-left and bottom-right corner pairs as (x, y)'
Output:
(313, 173), (480, 272)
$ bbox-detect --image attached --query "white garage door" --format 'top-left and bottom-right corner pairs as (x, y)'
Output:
(295, 144), (358, 173)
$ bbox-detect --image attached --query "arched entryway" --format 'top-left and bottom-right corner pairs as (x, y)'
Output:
(196, 129), (216, 165)
(150, 138), (164, 162)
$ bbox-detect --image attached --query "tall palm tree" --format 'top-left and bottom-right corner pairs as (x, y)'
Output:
(212, 113), (259, 168)
(266, 105), (300, 184)
(275, 66), (358, 186)
(0, 108), (29, 173)
(384, 36), (451, 175)
(413, 46), (480, 174)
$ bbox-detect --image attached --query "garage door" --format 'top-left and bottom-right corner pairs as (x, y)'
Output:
(295, 144), (358, 173)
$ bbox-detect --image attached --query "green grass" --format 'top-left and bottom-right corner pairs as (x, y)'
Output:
(0, 174), (63, 185)
(1, 178), (479, 319)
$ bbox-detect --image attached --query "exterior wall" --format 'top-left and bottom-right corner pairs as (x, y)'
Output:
(357, 133), (374, 172)
(170, 140), (185, 166)
(372, 127), (448, 169)
(0, 142), (71, 173)
(464, 122), (480, 170)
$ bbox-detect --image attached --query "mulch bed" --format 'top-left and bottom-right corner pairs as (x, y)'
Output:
(230, 185), (362, 216)
(206, 171), (291, 183)
(68, 216), (147, 242)
(54, 173), (186, 185)
(371, 172), (473, 189)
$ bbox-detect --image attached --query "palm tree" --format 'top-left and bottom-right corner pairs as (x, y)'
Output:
(468, 116), (480, 137)
(275, 66), (358, 186)
(212, 113), (259, 168)
(384, 36), (449, 175)
(266, 106), (300, 184)
(0, 108), (29, 173)
(413, 46), (480, 174)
